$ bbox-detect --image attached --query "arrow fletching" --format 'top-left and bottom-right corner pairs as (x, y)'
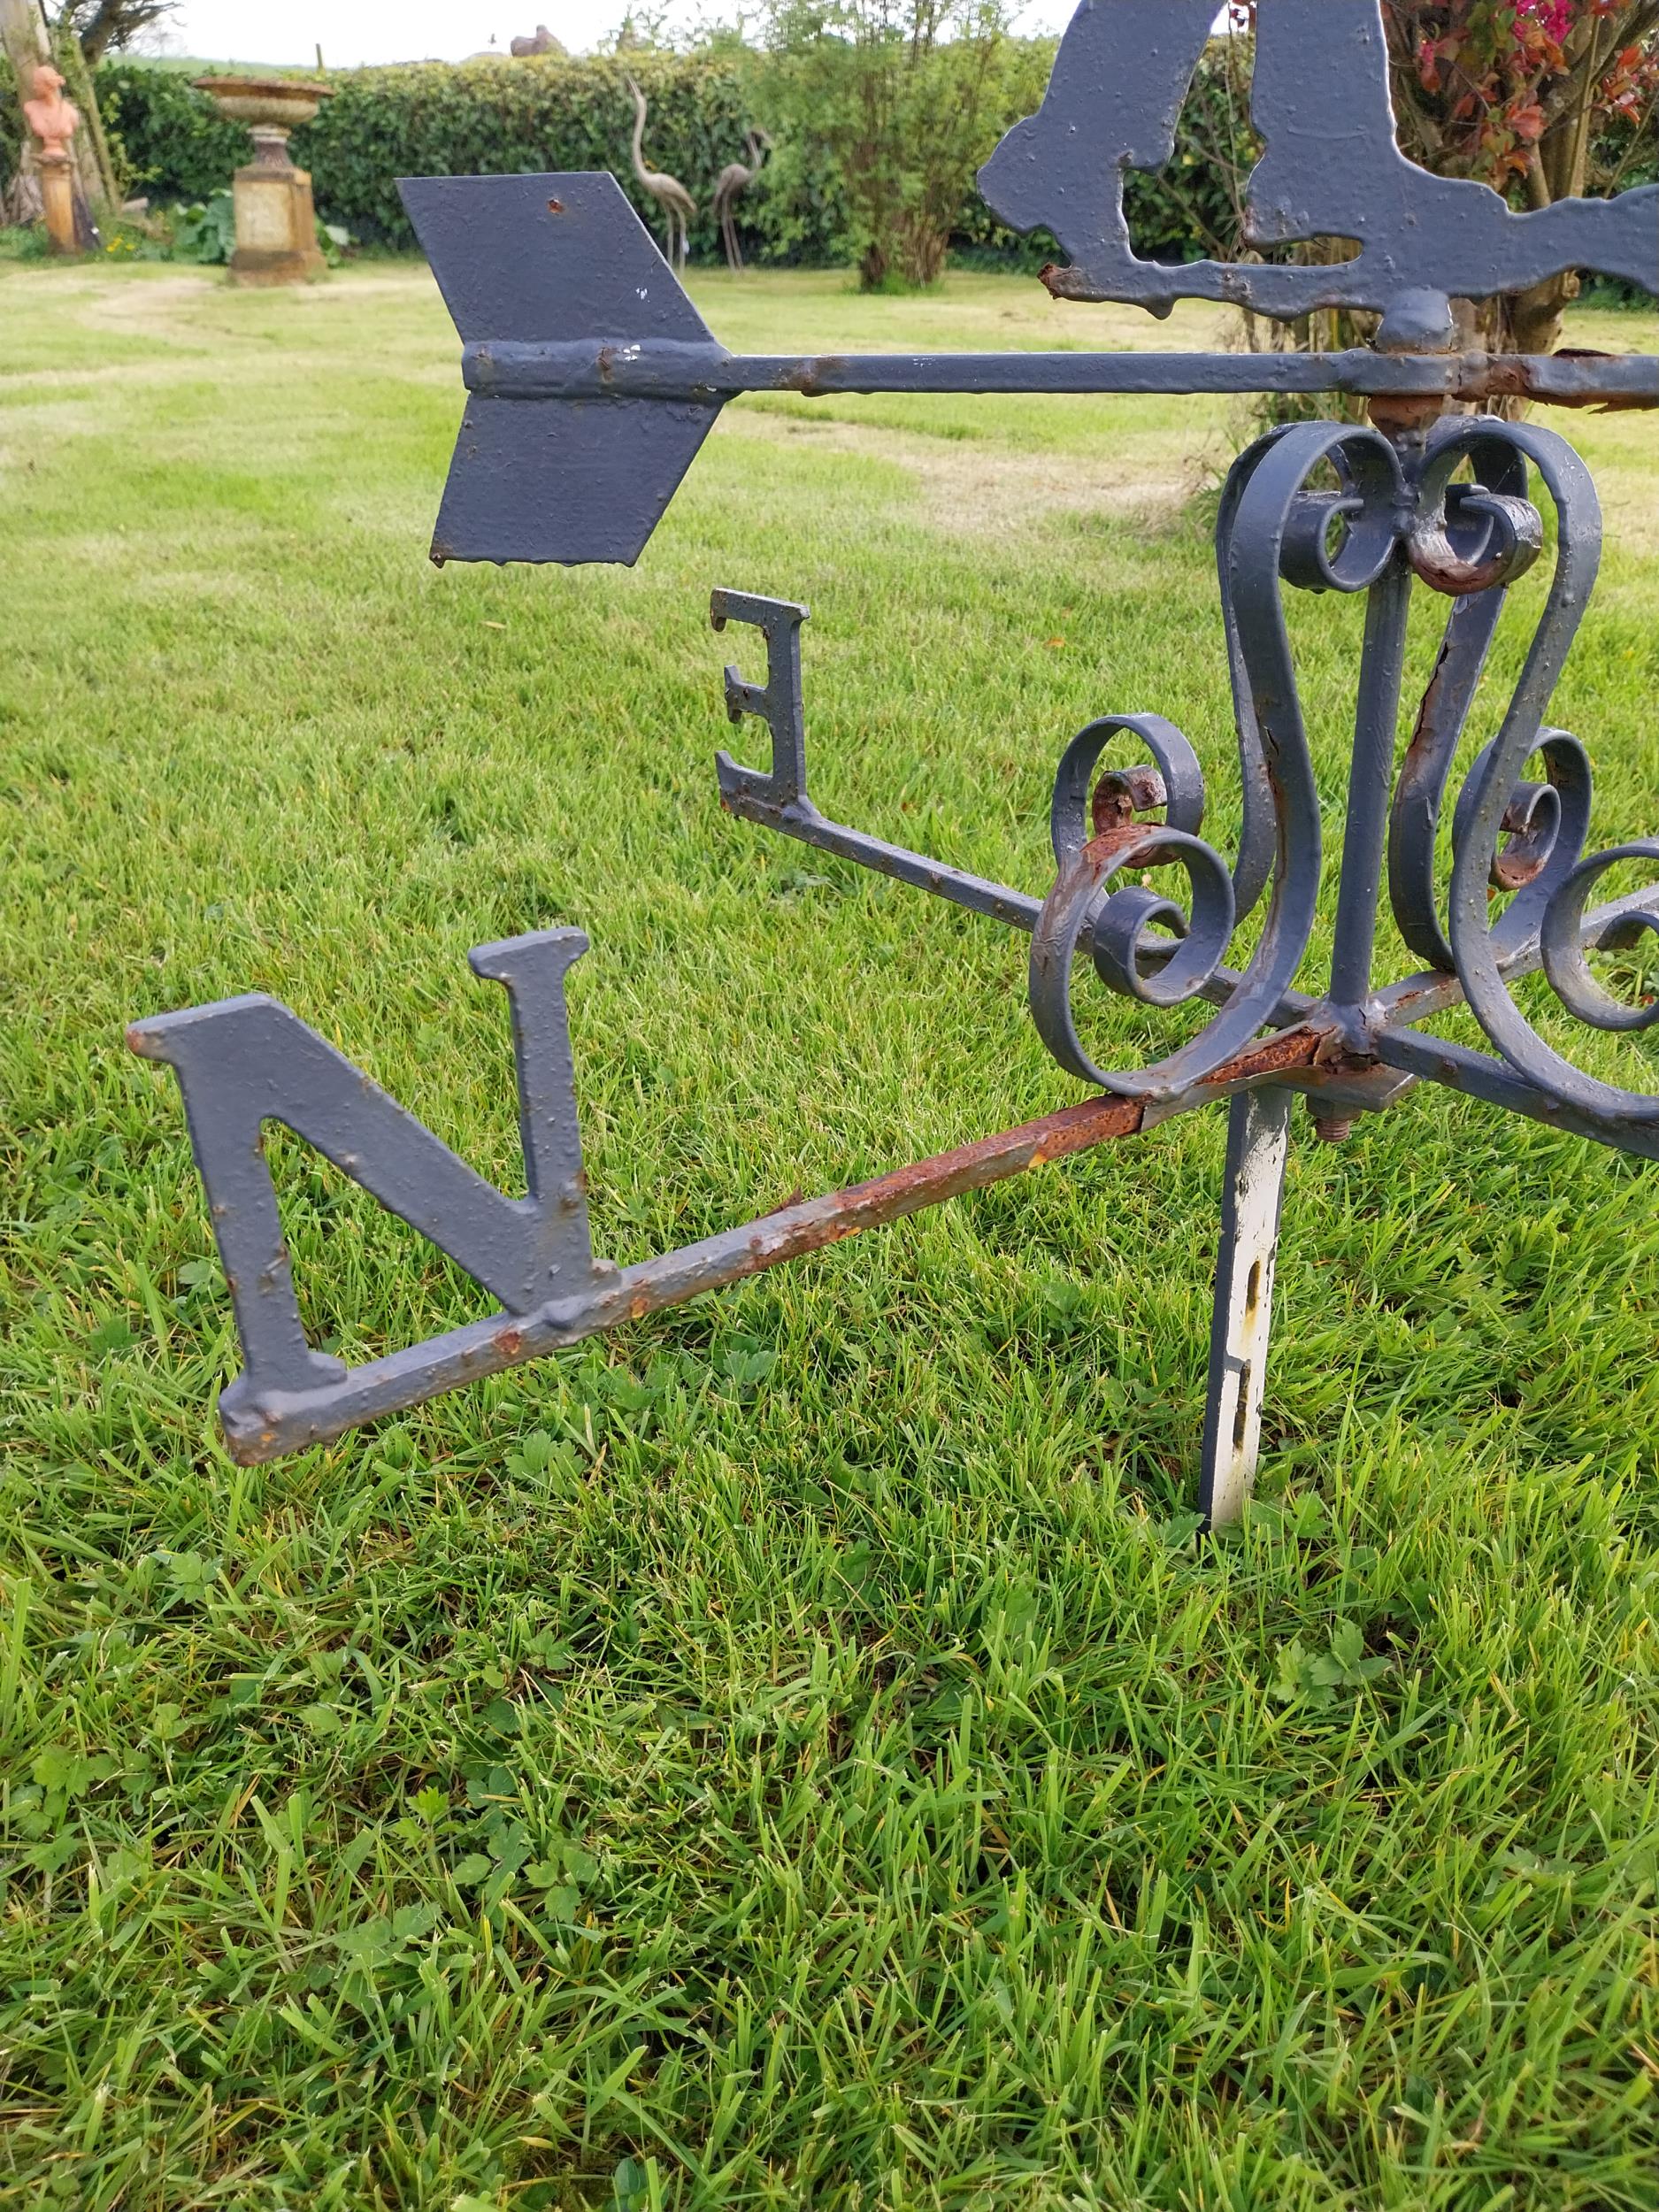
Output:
(400, 172), (725, 566)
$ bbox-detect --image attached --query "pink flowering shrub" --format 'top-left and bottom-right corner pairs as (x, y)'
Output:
(1231, 1), (1655, 193)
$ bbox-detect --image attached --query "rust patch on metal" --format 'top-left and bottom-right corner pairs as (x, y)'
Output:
(1456, 350), (1659, 412)
(724, 1094), (1151, 1283)
(779, 357), (849, 399)
(1092, 766), (1167, 838)
(1404, 632), (1455, 771)
(1408, 541), (1513, 596)
(1212, 1026), (1324, 1087)
(1547, 349), (1655, 412)
(1310, 1026), (1379, 1079)
(1024, 1093), (1146, 1164)
(1368, 390), (1448, 439)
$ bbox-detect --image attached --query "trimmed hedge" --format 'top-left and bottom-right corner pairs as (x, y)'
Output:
(96, 52), (831, 262)
(4, 44), (1250, 271)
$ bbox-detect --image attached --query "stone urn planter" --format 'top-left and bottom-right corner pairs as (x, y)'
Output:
(193, 75), (335, 286)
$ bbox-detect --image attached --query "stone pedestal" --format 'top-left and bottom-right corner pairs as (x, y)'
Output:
(230, 151), (326, 286)
(191, 77), (335, 288)
(38, 155), (76, 254)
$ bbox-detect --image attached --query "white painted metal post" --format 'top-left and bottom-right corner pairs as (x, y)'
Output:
(1198, 1087), (1293, 1527)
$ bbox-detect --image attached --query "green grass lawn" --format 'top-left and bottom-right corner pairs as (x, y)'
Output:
(4, 255), (1659, 2210)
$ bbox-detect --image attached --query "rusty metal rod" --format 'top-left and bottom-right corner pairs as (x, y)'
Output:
(464, 341), (1659, 411)
(216, 1034), (1322, 1465)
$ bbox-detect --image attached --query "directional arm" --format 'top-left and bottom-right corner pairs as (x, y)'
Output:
(398, 145), (1655, 572)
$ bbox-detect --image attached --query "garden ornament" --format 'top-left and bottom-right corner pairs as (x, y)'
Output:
(713, 129), (771, 272)
(511, 25), (567, 57)
(22, 62), (80, 255)
(624, 73), (695, 271)
(132, 0), (1659, 1528)
(22, 63), (79, 165)
(191, 76), (334, 286)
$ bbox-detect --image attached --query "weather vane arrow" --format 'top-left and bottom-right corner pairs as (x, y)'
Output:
(400, 26), (1658, 573)
(135, 0), (1659, 1525)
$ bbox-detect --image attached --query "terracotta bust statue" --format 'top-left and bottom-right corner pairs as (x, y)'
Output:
(23, 63), (80, 165)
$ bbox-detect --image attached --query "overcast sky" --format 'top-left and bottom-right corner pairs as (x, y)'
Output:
(155, 1), (1095, 68)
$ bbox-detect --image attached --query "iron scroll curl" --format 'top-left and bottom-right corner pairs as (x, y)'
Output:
(1432, 418), (1659, 1122)
(1030, 421), (1405, 1100)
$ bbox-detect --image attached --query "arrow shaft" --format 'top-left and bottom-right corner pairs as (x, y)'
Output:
(462, 341), (1659, 410)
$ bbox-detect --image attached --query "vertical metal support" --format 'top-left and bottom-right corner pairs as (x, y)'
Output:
(1198, 1086), (1293, 1526)
(1328, 560), (1414, 1017)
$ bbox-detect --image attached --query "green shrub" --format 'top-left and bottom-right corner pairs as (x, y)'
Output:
(95, 59), (249, 204)
(167, 190), (236, 264)
(0, 86), (19, 195)
(96, 52), (781, 259)
(762, 2), (1035, 288)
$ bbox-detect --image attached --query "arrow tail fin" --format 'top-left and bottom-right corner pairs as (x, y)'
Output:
(401, 171), (721, 565)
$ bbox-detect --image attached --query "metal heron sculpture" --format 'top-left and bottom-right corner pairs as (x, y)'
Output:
(623, 73), (695, 271)
(712, 128), (770, 272)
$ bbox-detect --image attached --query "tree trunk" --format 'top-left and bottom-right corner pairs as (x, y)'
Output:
(1507, 273), (1578, 360)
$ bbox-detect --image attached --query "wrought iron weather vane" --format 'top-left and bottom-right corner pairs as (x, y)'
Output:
(130, 0), (1659, 1523)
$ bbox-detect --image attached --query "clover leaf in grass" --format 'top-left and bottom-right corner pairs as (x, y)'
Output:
(611, 2157), (652, 2211)
(506, 1430), (581, 1490)
(534, 1880), (584, 1922)
(1039, 1272), (1087, 1330)
(150, 1549), (219, 1601)
(101, 1846), (150, 1893)
(1274, 1621), (1391, 1706)
(1272, 1639), (1325, 1706)
(1247, 1492), (1328, 1541)
(487, 1821), (534, 1874)
(602, 1369), (658, 1414)
(337, 1918), (396, 1967)
(1156, 1510), (1204, 1550)
(27, 1833), (81, 1876)
(1309, 1618), (1392, 1693)
(718, 1346), (777, 1392)
(33, 1745), (114, 1799)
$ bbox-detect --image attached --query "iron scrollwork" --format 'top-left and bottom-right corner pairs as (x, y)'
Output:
(1028, 411), (1659, 1131)
(1030, 422), (1405, 1097)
